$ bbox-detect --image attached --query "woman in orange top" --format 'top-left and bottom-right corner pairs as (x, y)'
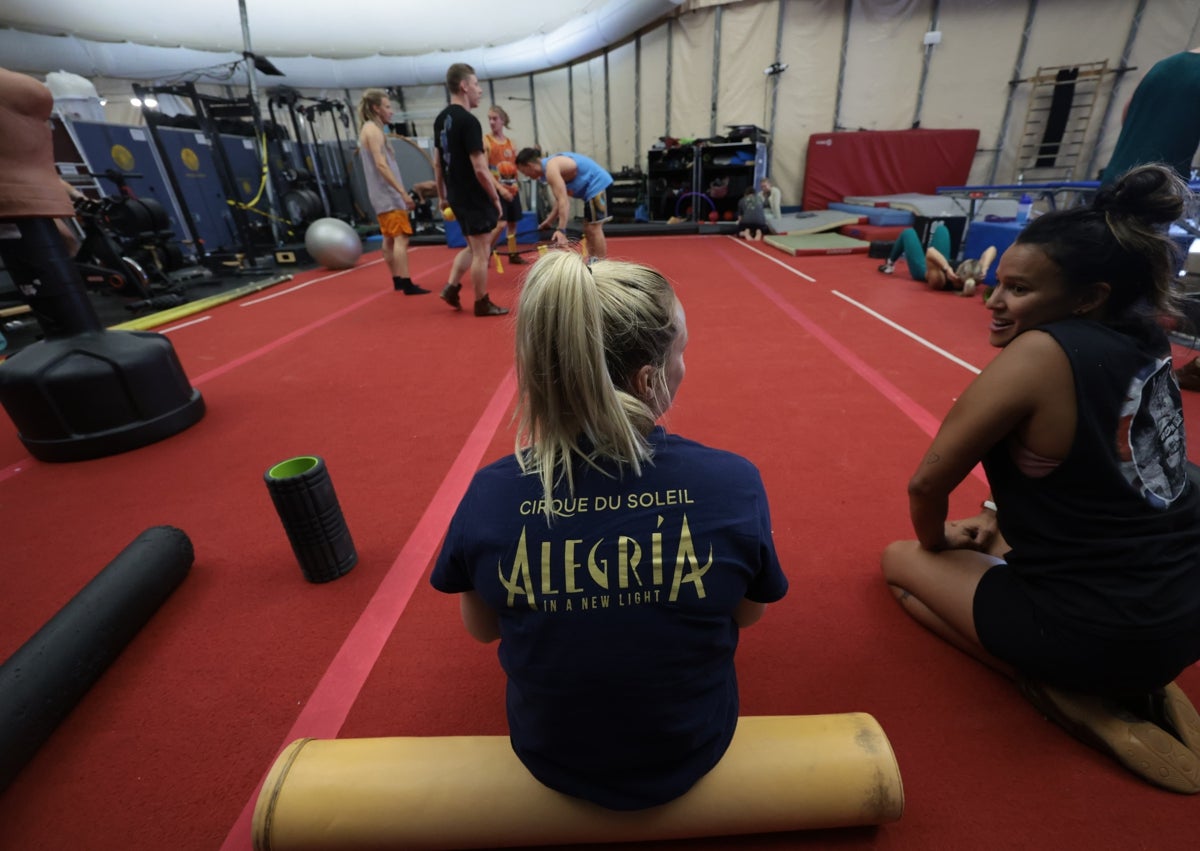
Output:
(485, 105), (525, 265)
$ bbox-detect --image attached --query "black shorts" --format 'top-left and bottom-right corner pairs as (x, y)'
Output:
(499, 191), (522, 225)
(450, 203), (499, 237)
(582, 192), (612, 225)
(974, 564), (1200, 694)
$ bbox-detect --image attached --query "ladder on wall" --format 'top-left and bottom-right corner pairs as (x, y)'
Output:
(1013, 60), (1110, 182)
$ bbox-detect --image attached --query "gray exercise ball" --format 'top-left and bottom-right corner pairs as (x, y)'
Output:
(304, 218), (362, 270)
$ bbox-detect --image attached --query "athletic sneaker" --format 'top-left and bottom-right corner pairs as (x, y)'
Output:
(877, 263), (894, 275)
(1019, 678), (1200, 794)
(474, 295), (509, 317)
(440, 282), (462, 311)
(1154, 682), (1200, 753)
(395, 280), (431, 295)
(508, 253), (528, 265)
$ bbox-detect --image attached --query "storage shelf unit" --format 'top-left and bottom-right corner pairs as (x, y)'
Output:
(606, 166), (644, 223)
(647, 146), (696, 221)
(646, 141), (767, 222)
(699, 142), (768, 222)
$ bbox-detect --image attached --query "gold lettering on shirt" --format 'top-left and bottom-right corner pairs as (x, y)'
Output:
(668, 514), (712, 601)
(499, 511), (714, 611)
(617, 536), (643, 588)
(500, 526), (537, 609)
(564, 539), (583, 593)
(520, 490), (694, 515)
(539, 540), (558, 596)
(651, 515), (664, 586)
(587, 540), (609, 589)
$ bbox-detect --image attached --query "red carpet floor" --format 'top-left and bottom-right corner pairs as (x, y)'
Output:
(1, 236), (1198, 850)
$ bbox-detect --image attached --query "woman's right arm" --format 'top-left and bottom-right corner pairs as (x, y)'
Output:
(733, 598), (767, 628)
(907, 331), (1061, 550)
(460, 590), (500, 643)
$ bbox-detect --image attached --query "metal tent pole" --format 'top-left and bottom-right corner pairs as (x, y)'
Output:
(1083, 0), (1146, 180)
(238, 0), (284, 246)
(987, 0), (1038, 185)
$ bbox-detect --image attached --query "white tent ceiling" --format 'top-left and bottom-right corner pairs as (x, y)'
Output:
(0, 0), (685, 88)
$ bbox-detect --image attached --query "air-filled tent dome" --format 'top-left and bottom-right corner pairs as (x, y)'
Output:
(0, 0), (685, 88)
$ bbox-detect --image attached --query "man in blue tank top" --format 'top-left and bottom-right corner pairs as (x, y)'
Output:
(516, 148), (613, 260)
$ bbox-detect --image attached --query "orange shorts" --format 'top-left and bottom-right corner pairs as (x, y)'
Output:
(378, 209), (413, 237)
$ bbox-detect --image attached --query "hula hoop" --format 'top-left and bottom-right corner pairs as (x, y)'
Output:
(675, 192), (715, 219)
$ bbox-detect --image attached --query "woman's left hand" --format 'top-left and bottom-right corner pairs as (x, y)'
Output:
(943, 511), (999, 551)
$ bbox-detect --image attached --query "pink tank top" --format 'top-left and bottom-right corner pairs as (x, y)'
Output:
(1010, 439), (1062, 478)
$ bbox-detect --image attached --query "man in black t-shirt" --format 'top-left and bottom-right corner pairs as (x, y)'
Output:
(433, 63), (507, 317)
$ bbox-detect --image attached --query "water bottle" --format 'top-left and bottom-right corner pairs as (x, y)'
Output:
(1017, 193), (1033, 225)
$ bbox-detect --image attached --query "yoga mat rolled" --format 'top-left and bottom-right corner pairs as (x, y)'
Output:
(264, 456), (357, 583)
(252, 713), (903, 851)
(0, 525), (193, 792)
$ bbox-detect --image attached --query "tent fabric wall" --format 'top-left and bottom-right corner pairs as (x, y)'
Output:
(640, 25), (671, 157)
(997, 0), (1133, 185)
(918, 0), (1026, 185)
(396, 84), (447, 140)
(572, 55), (606, 166)
(24, 0), (1200, 223)
(840, 0), (930, 132)
(772, 0), (845, 217)
(715, 2), (777, 138)
(670, 8), (718, 142)
(607, 40), (639, 170)
(532, 67), (572, 161)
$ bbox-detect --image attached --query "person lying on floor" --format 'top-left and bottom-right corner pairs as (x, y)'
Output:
(431, 250), (788, 810)
(881, 163), (1200, 794)
(878, 223), (997, 297)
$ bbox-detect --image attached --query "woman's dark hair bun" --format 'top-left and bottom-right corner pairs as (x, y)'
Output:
(1093, 164), (1185, 226)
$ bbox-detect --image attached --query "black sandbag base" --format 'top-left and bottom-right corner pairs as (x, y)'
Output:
(0, 329), (206, 462)
(0, 217), (205, 462)
(0, 525), (195, 792)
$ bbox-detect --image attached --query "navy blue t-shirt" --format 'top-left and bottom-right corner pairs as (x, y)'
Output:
(431, 428), (788, 810)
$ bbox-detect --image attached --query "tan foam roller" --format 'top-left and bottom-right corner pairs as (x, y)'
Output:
(252, 713), (903, 850)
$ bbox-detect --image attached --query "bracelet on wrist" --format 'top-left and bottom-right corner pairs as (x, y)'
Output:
(982, 499), (997, 512)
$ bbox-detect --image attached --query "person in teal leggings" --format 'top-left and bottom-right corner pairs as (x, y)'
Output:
(878, 223), (996, 297)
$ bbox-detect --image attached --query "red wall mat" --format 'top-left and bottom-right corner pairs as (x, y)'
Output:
(802, 129), (979, 212)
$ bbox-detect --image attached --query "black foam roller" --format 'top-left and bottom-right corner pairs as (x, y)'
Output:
(264, 456), (357, 583)
(0, 525), (194, 792)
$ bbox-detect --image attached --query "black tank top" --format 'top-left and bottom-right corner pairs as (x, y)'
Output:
(984, 318), (1200, 637)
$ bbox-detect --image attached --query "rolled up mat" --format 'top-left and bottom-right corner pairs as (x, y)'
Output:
(264, 456), (357, 583)
(0, 525), (193, 792)
(252, 713), (904, 850)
